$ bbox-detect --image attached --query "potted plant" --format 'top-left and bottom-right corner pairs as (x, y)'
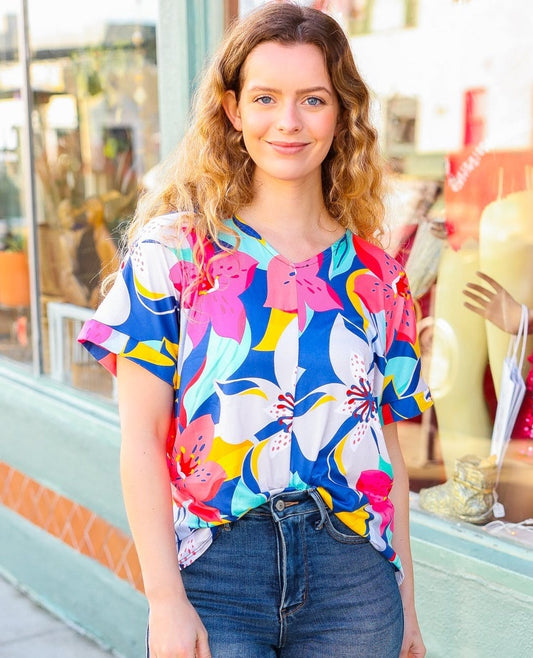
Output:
(0, 227), (31, 308)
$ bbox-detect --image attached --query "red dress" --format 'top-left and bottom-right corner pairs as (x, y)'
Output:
(512, 352), (533, 439)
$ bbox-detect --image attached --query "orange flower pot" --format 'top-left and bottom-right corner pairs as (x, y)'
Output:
(0, 251), (31, 307)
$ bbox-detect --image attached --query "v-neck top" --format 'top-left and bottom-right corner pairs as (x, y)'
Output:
(234, 213), (347, 267)
(78, 213), (432, 581)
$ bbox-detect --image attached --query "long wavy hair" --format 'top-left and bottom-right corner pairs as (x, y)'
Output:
(127, 1), (384, 266)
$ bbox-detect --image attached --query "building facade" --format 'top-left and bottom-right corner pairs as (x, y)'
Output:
(1, 1), (532, 656)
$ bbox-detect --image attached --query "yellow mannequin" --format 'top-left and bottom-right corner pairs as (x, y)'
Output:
(479, 189), (533, 392)
(430, 188), (533, 477)
(429, 243), (492, 475)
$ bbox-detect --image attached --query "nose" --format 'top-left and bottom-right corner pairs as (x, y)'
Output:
(276, 102), (302, 133)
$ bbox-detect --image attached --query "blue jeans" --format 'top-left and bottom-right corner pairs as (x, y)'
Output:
(152, 489), (403, 657)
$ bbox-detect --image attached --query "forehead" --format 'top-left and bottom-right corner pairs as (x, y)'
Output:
(241, 42), (332, 89)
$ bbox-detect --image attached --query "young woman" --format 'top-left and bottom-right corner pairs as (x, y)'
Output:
(79, 3), (432, 656)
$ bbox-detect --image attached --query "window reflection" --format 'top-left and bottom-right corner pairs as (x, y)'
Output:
(27, 0), (159, 396)
(0, 4), (32, 364)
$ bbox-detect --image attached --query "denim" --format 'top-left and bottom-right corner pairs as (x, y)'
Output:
(151, 489), (403, 657)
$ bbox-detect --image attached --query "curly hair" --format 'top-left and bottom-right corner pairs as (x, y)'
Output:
(127, 1), (384, 263)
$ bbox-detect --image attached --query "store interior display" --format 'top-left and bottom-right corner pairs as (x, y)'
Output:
(479, 186), (533, 395)
(418, 454), (498, 525)
(512, 353), (533, 440)
(428, 241), (493, 472)
(489, 303), (529, 469)
(420, 305), (530, 525)
(427, 153), (533, 485)
(484, 518), (533, 548)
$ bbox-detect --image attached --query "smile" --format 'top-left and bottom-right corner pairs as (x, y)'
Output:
(267, 141), (309, 154)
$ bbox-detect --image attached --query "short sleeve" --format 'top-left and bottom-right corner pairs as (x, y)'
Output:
(78, 236), (180, 387)
(379, 277), (432, 424)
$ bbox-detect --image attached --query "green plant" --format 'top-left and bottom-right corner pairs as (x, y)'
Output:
(2, 230), (25, 253)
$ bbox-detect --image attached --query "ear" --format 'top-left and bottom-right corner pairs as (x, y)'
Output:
(222, 90), (242, 132)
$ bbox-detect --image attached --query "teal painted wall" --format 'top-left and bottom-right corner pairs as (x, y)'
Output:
(0, 506), (147, 657)
(411, 512), (533, 658)
(0, 365), (148, 656)
(157, 0), (225, 157)
(0, 367), (124, 530)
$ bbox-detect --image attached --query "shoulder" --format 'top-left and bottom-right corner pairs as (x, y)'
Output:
(134, 212), (191, 250)
(351, 234), (405, 287)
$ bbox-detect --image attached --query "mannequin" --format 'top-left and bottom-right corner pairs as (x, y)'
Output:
(479, 188), (533, 393)
(428, 242), (492, 475)
(429, 152), (533, 477)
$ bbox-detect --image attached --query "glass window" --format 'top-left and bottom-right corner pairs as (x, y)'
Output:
(26, 0), (159, 398)
(346, 0), (533, 534)
(0, 1), (32, 364)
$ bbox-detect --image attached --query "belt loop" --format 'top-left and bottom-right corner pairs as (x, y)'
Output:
(309, 489), (328, 530)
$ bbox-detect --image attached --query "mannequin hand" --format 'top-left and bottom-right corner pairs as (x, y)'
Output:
(463, 271), (524, 334)
(148, 596), (211, 658)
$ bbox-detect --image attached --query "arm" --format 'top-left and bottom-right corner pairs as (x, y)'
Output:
(383, 423), (426, 658)
(117, 357), (211, 658)
(463, 271), (533, 335)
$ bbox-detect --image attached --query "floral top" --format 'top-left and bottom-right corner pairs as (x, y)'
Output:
(78, 214), (432, 579)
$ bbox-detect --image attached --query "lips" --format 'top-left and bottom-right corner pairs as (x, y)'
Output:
(267, 141), (309, 154)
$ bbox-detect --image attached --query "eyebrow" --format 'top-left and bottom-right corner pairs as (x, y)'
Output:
(247, 85), (333, 96)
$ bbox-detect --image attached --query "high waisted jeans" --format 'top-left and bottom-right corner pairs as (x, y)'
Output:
(153, 489), (403, 657)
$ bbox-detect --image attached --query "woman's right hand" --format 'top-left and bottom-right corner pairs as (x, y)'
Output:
(148, 596), (211, 658)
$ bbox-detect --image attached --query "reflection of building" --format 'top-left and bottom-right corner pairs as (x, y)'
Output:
(1, 2), (533, 657)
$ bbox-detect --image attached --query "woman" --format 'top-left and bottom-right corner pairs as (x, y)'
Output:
(79, 3), (431, 656)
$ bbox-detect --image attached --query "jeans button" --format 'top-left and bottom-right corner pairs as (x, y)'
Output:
(275, 500), (285, 512)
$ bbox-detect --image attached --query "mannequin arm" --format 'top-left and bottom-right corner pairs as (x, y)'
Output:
(463, 271), (533, 335)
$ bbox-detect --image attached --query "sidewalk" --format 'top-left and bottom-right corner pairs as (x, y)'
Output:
(0, 575), (114, 657)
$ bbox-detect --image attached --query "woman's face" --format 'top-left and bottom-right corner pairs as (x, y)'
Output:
(223, 41), (339, 188)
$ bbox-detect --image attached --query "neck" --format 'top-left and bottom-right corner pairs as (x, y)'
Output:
(235, 175), (344, 263)
(239, 176), (328, 237)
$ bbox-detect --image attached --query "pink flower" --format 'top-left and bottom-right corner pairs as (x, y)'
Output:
(351, 236), (416, 349)
(170, 250), (258, 346)
(167, 415), (226, 522)
(265, 255), (342, 330)
(356, 469), (393, 535)
(78, 319), (112, 344)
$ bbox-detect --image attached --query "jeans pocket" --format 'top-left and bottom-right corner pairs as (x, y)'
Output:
(322, 511), (369, 544)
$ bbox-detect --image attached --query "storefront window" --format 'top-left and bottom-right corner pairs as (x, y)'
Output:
(27, 0), (159, 397)
(342, 0), (533, 534)
(0, 2), (32, 364)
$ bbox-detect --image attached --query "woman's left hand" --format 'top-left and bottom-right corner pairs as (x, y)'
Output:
(400, 607), (426, 657)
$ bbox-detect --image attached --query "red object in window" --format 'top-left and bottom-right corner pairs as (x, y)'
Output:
(463, 88), (486, 147)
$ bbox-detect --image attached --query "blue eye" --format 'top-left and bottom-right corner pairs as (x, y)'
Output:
(256, 96), (274, 104)
(306, 97), (324, 106)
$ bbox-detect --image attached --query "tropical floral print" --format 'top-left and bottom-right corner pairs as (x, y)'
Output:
(78, 213), (432, 576)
